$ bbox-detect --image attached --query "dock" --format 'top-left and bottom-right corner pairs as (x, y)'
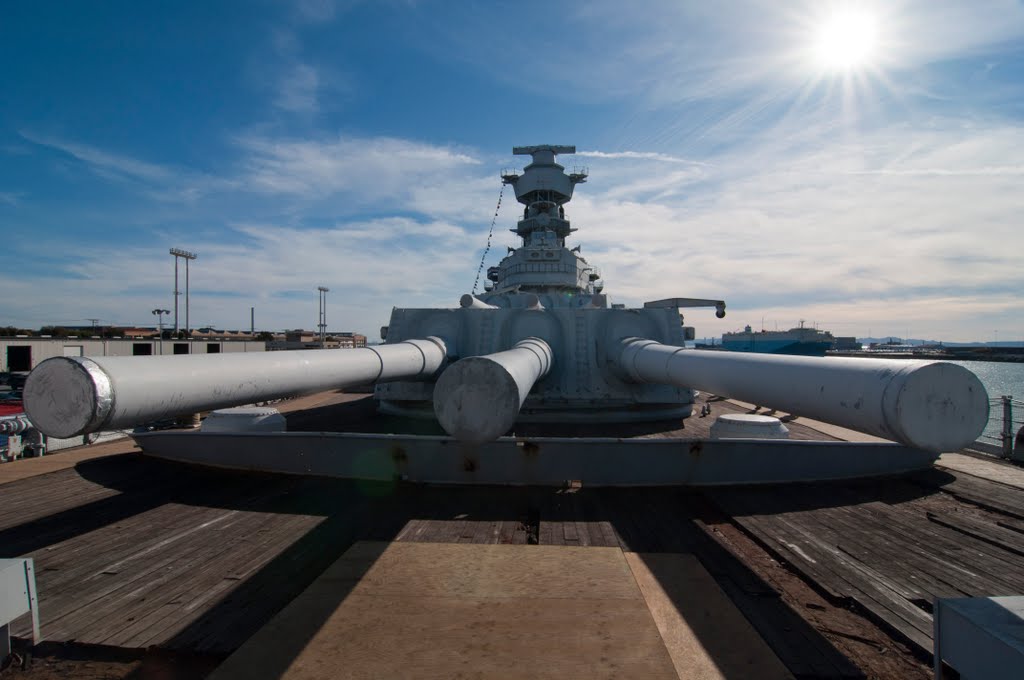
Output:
(2, 390), (1022, 679)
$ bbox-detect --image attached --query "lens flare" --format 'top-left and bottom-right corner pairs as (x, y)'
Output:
(814, 9), (877, 71)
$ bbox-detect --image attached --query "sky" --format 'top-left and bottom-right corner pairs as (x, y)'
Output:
(1, 0), (1023, 343)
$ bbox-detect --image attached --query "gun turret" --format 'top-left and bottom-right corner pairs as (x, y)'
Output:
(21, 144), (990, 461)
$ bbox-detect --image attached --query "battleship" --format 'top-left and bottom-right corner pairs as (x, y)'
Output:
(2, 145), (1020, 680)
(20, 145), (988, 481)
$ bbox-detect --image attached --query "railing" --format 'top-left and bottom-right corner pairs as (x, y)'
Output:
(975, 395), (1024, 459)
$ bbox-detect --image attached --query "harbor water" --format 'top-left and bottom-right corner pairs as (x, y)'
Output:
(947, 360), (1024, 447)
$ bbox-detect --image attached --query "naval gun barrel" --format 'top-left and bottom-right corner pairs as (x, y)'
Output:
(433, 337), (553, 444)
(617, 338), (988, 452)
(23, 337), (448, 438)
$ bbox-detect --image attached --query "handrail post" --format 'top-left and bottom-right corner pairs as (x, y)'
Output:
(1003, 395), (1014, 458)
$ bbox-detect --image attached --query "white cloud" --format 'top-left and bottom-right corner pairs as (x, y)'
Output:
(0, 215), (481, 334)
(404, 1), (1024, 154)
(234, 133), (481, 201)
(20, 132), (238, 202)
(23, 133), (174, 183)
(275, 63), (320, 113)
(294, 0), (341, 24)
(558, 120), (1024, 340)
(850, 167), (1024, 177)
(17, 130), (489, 216)
(0, 133), (504, 333)
(5, 123), (1021, 342)
(574, 150), (705, 164)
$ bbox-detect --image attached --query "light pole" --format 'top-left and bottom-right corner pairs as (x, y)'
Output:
(169, 248), (197, 341)
(318, 286), (329, 348)
(152, 308), (169, 355)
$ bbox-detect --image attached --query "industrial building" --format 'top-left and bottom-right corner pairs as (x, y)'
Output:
(831, 336), (862, 351)
(268, 330), (368, 351)
(1, 336), (266, 373)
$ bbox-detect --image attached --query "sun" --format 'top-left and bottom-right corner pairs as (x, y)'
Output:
(813, 9), (877, 71)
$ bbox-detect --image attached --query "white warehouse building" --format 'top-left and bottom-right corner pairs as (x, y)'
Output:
(1, 337), (266, 373)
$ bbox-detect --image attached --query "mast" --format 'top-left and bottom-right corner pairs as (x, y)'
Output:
(485, 145), (599, 297)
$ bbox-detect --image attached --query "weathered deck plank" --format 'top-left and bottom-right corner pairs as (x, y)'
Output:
(927, 510), (1024, 557)
(707, 466), (1024, 655)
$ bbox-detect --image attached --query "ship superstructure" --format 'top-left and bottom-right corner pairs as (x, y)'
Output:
(485, 145), (598, 297)
(721, 321), (835, 356)
(374, 145), (725, 424)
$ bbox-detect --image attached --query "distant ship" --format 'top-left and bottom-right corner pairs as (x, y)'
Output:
(721, 320), (835, 356)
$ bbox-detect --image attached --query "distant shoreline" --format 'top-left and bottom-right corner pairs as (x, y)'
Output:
(829, 350), (1024, 363)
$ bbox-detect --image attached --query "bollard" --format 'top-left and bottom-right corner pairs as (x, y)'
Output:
(1014, 424), (1024, 463)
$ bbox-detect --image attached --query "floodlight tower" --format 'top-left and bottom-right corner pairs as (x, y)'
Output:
(318, 286), (329, 348)
(169, 248), (197, 338)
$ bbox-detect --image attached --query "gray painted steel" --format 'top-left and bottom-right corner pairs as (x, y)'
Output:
(433, 337), (553, 443)
(23, 338), (447, 438)
(201, 407), (287, 433)
(710, 414), (790, 440)
(133, 431), (938, 486)
(617, 338), (989, 453)
(0, 558), (39, 656)
(933, 597), (1024, 679)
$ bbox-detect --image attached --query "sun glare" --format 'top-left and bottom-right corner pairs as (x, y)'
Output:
(813, 9), (877, 71)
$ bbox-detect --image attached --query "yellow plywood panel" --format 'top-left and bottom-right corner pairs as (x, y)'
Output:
(348, 542), (643, 600)
(212, 541), (678, 680)
(283, 594), (676, 680)
(625, 552), (793, 680)
(939, 452), (1024, 490)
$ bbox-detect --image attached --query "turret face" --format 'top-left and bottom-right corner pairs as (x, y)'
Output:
(375, 144), (697, 429)
(489, 145), (596, 300)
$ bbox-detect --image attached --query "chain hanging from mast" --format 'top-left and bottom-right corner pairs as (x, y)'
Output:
(472, 184), (504, 295)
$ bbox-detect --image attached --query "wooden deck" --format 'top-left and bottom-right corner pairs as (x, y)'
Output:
(1, 391), (1022, 679)
(709, 467), (1024, 653)
(2, 451), (859, 676)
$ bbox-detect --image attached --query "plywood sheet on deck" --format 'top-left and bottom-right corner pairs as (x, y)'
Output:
(211, 541), (680, 680)
(626, 552), (793, 680)
(937, 452), (1024, 490)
